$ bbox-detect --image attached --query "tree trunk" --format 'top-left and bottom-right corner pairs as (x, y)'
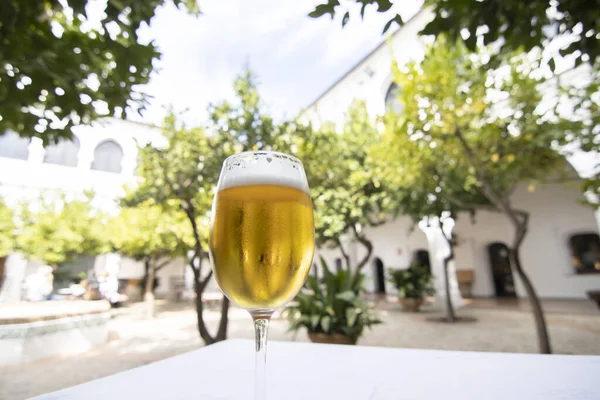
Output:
(351, 224), (373, 272)
(215, 295), (230, 341)
(350, 225), (374, 287)
(509, 220), (552, 354)
(193, 266), (216, 345)
(182, 203), (230, 345)
(336, 238), (351, 270)
(452, 128), (551, 352)
(440, 225), (456, 323)
(144, 259), (155, 319)
(190, 254), (230, 345)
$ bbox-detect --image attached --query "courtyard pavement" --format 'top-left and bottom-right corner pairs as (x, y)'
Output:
(1, 298), (599, 400)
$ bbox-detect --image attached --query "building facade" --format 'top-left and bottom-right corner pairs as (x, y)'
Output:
(0, 119), (189, 303)
(307, 8), (600, 301)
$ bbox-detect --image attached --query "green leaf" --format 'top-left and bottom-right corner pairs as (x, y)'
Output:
(310, 315), (320, 330)
(321, 316), (331, 333)
(320, 255), (333, 279)
(308, 1), (339, 19)
(346, 308), (358, 327)
(342, 11), (350, 27)
(377, 0), (393, 12)
(353, 296), (368, 310)
(336, 290), (356, 302)
(382, 14), (403, 34)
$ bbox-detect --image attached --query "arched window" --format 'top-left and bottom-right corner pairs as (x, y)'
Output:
(0, 131), (30, 160)
(44, 137), (80, 167)
(385, 82), (403, 114)
(91, 140), (123, 173)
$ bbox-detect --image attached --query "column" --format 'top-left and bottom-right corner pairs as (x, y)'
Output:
(420, 217), (464, 311)
(0, 254), (28, 303)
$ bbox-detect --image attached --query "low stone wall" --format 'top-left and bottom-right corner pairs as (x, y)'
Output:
(0, 311), (110, 366)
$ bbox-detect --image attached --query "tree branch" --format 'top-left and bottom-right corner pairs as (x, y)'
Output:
(453, 128), (522, 228)
(154, 259), (170, 272)
(336, 237), (351, 270)
(182, 203), (204, 267)
(351, 223), (373, 272)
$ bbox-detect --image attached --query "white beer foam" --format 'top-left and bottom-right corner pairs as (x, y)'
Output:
(217, 151), (310, 193)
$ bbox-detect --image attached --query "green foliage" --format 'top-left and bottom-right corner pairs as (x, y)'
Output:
(286, 257), (381, 343)
(109, 200), (192, 262)
(0, 198), (16, 258)
(376, 37), (590, 218)
(208, 70), (289, 157)
(388, 263), (435, 299)
(125, 112), (215, 252)
(1, 0), (199, 144)
(294, 101), (394, 254)
(15, 194), (109, 265)
(127, 70), (298, 253)
(309, 0), (600, 69)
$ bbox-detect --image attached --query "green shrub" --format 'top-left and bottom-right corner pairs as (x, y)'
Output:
(286, 257), (381, 344)
(388, 263), (435, 299)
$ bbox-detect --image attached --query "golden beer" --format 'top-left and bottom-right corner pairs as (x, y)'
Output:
(209, 184), (315, 309)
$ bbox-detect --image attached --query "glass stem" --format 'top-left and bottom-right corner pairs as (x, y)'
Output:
(253, 316), (270, 400)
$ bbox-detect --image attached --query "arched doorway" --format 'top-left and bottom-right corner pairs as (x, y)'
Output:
(413, 249), (431, 271)
(487, 242), (516, 297)
(373, 257), (386, 294)
(334, 258), (343, 273)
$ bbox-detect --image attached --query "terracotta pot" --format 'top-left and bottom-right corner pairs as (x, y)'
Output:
(399, 297), (424, 312)
(308, 332), (356, 345)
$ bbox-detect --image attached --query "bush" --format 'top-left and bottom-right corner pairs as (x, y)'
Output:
(388, 263), (435, 299)
(286, 257), (381, 343)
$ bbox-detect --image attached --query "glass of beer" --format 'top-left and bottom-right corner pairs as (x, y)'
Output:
(209, 151), (315, 400)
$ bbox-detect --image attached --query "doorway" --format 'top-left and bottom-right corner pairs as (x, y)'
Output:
(487, 242), (516, 297)
(413, 249), (431, 272)
(374, 257), (386, 294)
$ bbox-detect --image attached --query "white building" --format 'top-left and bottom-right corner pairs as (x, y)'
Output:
(0, 119), (188, 303)
(306, 8), (600, 301)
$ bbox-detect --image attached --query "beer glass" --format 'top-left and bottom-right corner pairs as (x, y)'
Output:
(209, 151), (315, 400)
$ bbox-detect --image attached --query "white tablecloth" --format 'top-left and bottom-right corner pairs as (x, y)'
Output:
(33, 339), (600, 399)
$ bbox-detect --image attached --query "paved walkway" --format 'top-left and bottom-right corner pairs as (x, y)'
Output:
(1, 298), (599, 400)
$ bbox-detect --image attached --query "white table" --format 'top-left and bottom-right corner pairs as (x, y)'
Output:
(33, 339), (600, 399)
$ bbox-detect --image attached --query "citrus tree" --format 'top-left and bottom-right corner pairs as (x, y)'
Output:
(127, 70), (304, 344)
(293, 101), (395, 277)
(378, 37), (597, 353)
(109, 200), (192, 318)
(372, 106), (490, 322)
(1, 0), (199, 143)
(15, 193), (109, 266)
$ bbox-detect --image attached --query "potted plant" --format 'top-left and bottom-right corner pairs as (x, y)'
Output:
(388, 263), (435, 312)
(286, 257), (381, 345)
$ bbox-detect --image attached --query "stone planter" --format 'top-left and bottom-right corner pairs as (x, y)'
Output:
(308, 332), (355, 345)
(399, 297), (424, 312)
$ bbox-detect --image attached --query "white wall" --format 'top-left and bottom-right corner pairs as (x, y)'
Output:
(314, 217), (429, 293)
(304, 9), (433, 127)
(155, 258), (186, 298)
(0, 118), (163, 214)
(454, 182), (600, 299)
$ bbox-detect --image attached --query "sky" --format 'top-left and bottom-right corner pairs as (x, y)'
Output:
(135, 0), (422, 126)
